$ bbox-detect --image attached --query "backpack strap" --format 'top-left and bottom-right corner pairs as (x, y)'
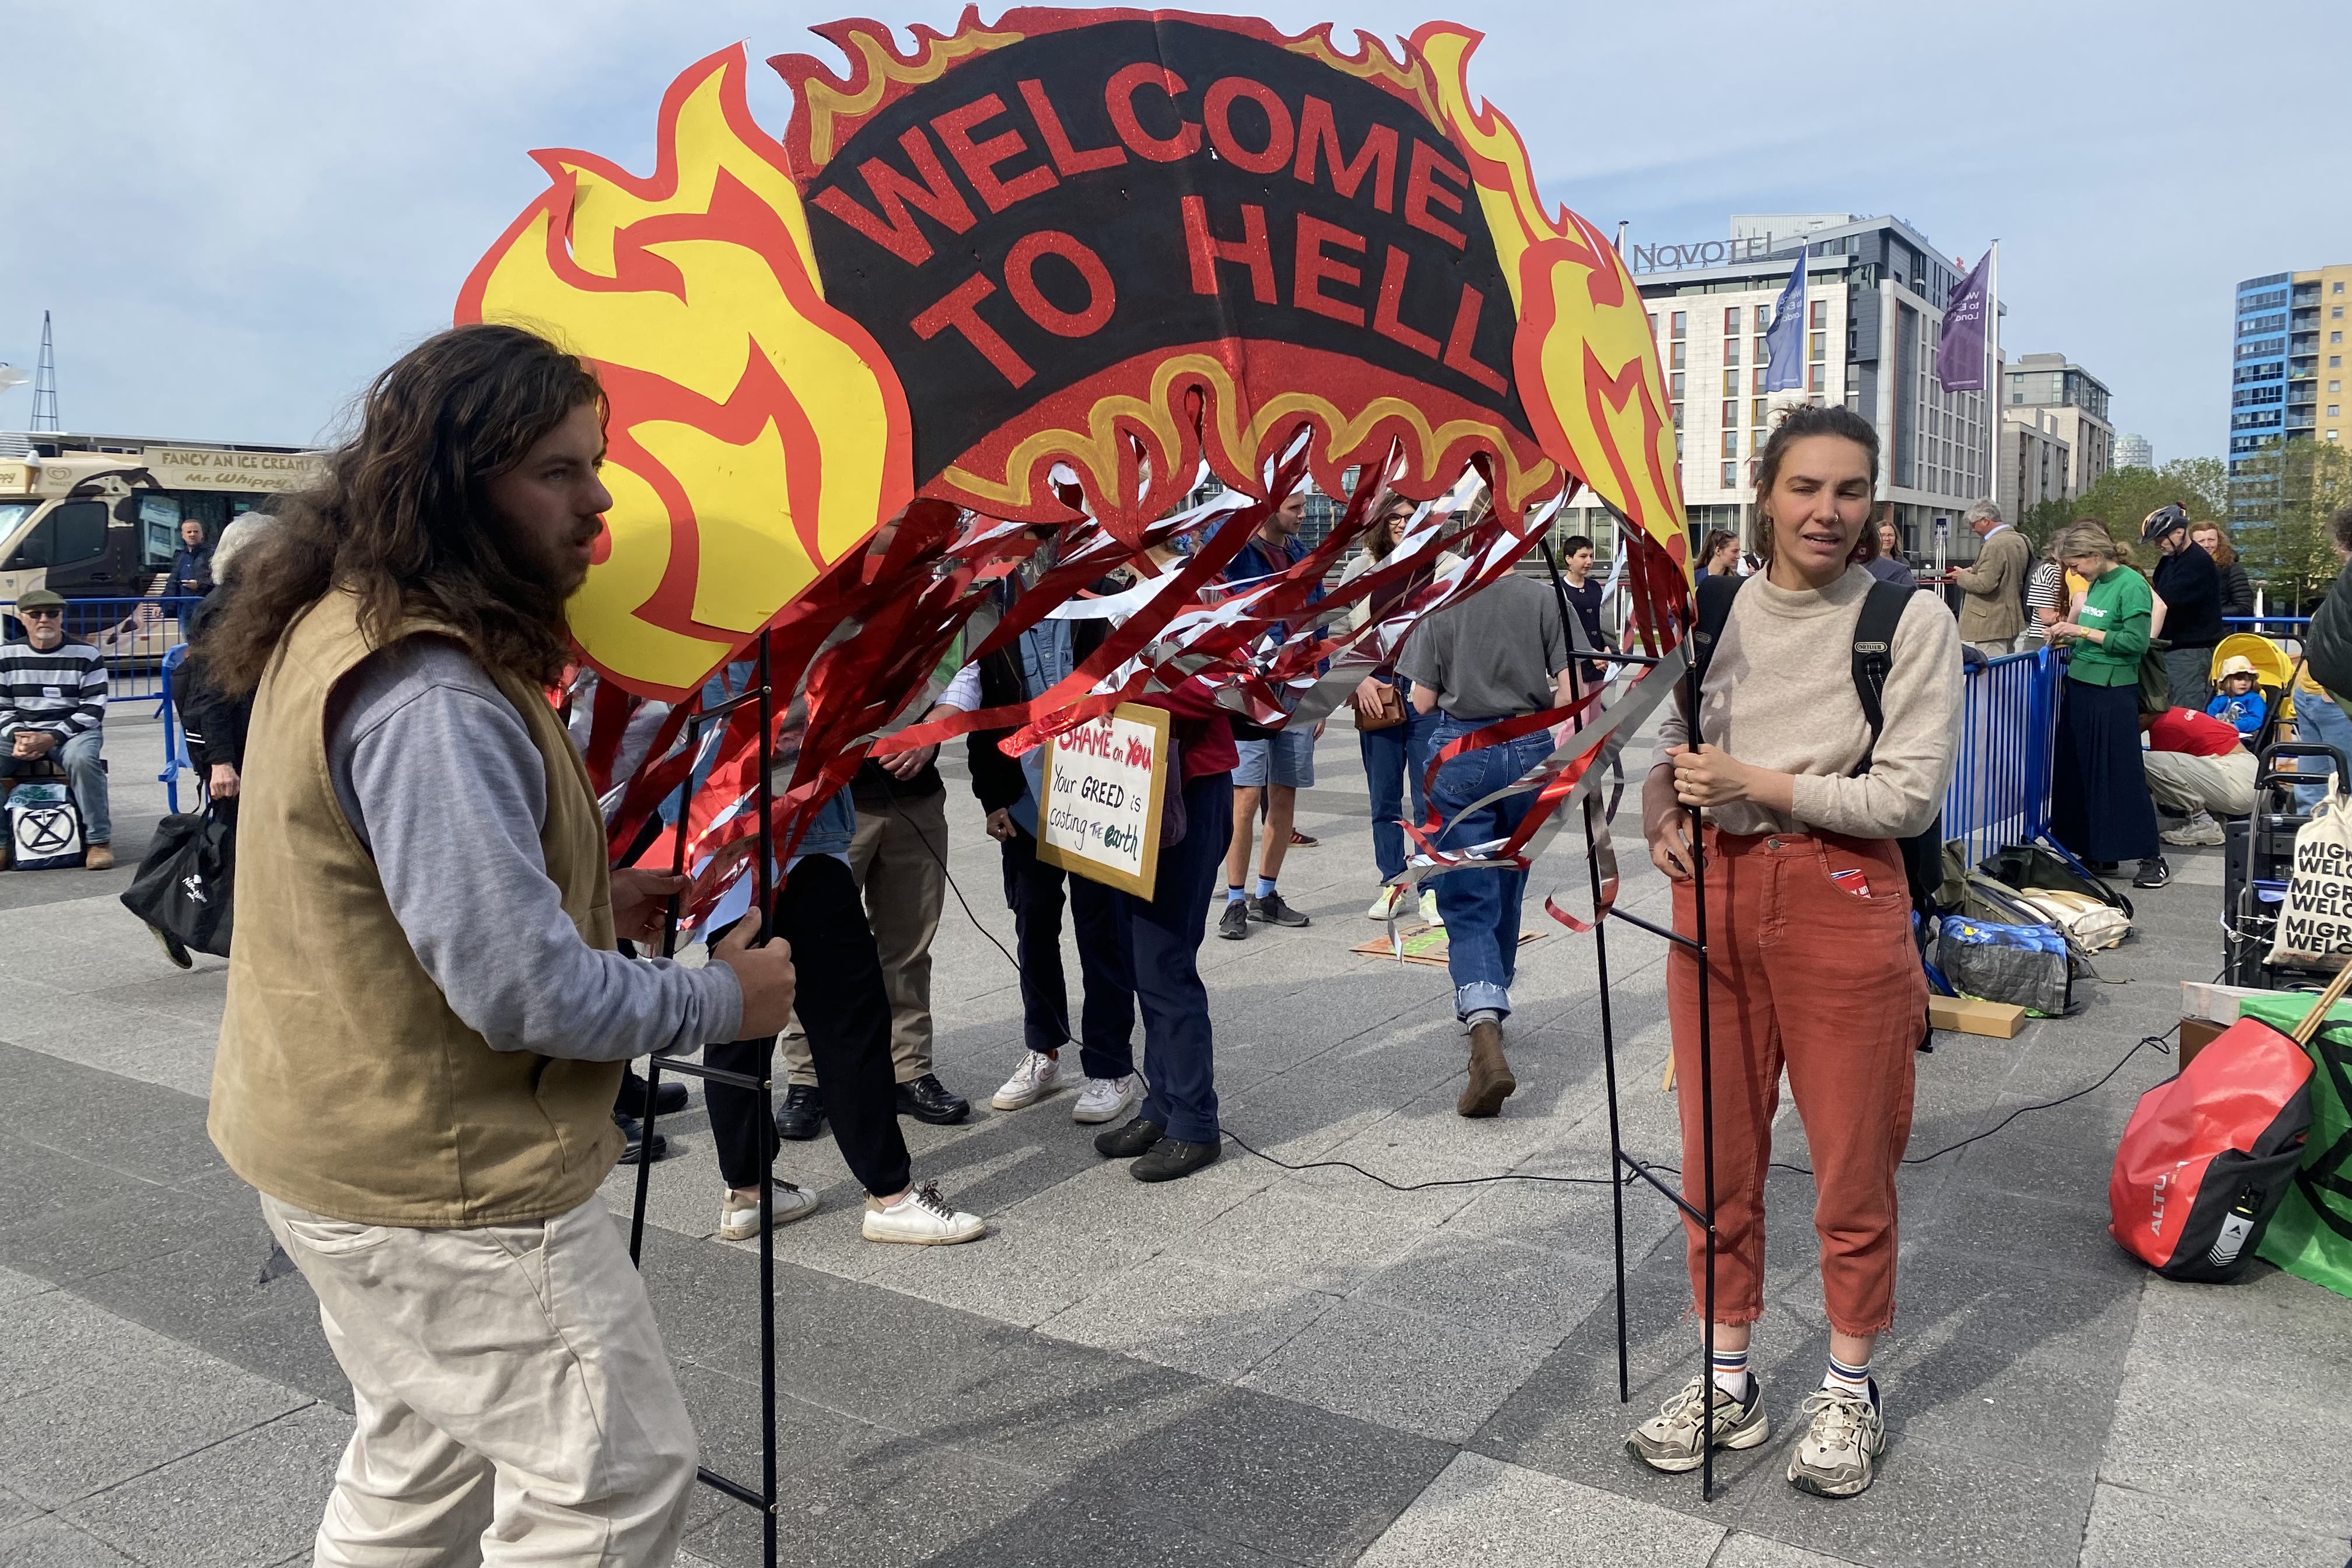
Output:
(1686, 572), (1745, 743)
(1850, 579), (1911, 774)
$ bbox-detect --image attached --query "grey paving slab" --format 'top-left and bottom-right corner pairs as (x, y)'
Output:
(0, 1288), (309, 1510)
(2097, 1268), (2352, 1538)
(1712, 1534), (1873, 1568)
(2077, 1480), (2351, 1568)
(61, 1403), (343, 1568)
(1037, 1254), (1339, 1381)
(0, 1514), (142, 1565)
(671, 1362), (1059, 1568)
(1352, 1451), (1722, 1568)
(1240, 1295), (1557, 1445)
(0, 1482), (37, 1531)
(1351, 1233), (1615, 1344)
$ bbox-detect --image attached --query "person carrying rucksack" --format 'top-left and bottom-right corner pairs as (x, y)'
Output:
(1631, 404), (1961, 1500)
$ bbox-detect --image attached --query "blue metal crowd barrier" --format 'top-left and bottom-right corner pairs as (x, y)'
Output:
(1, 594), (204, 705)
(1940, 645), (2064, 868)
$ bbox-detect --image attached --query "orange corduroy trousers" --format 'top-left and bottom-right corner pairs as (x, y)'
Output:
(1665, 827), (1923, 1338)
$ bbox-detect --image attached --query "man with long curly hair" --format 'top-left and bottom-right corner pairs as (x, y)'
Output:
(203, 323), (797, 1563)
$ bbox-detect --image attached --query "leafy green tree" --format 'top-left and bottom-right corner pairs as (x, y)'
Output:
(2234, 443), (2352, 610)
(2015, 458), (2228, 564)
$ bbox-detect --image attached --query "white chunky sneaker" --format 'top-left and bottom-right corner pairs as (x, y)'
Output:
(717, 1182), (818, 1241)
(1419, 888), (1444, 928)
(1785, 1384), (1885, 1498)
(1072, 1074), (1141, 1125)
(1366, 884), (1408, 921)
(1625, 1375), (1771, 1473)
(990, 1051), (1063, 1111)
(2159, 811), (2227, 847)
(862, 1182), (986, 1246)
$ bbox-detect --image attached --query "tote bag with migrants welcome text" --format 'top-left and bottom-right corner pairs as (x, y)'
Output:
(2272, 778), (2352, 968)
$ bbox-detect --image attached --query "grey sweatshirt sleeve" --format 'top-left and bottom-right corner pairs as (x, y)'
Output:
(328, 641), (742, 1060)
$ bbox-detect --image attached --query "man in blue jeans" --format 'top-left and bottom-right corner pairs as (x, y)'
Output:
(1399, 570), (1573, 1116)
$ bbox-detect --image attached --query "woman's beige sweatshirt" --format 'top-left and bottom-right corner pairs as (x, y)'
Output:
(1653, 565), (1963, 839)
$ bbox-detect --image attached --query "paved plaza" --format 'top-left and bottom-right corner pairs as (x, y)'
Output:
(2, 709), (2349, 1568)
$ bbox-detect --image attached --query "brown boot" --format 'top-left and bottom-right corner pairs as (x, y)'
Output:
(1458, 1019), (1516, 1117)
(83, 844), (114, 872)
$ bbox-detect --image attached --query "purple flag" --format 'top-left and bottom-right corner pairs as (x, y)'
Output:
(1936, 251), (1992, 392)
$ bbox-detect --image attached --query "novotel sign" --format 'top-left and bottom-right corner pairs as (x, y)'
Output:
(1627, 236), (1776, 274)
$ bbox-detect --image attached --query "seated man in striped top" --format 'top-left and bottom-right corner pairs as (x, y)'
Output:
(0, 588), (111, 870)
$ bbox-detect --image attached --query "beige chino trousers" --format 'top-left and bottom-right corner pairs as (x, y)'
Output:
(262, 1193), (698, 1567)
(2143, 747), (2258, 819)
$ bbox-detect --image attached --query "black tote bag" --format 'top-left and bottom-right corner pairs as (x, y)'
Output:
(120, 807), (235, 957)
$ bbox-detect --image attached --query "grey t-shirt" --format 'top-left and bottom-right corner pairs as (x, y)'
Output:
(326, 638), (742, 1062)
(1398, 575), (1571, 719)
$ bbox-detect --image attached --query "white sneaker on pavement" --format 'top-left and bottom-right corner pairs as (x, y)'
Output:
(1366, 884), (1407, 921)
(1072, 1074), (1140, 1124)
(991, 1051), (1063, 1111)
(717, 1182), (818, 1241)
(862, 1182), (986, 1245)
(1419, 888), (1444, 928)
(2159, 810), (2227, 847)
(1785, 1384), (1885, 1497)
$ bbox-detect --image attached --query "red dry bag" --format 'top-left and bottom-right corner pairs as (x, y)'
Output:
(2110, 980), (2328, 1282)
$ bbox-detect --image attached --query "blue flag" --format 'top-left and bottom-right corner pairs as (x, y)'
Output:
(1936, 250), (1992, 392)
(1763, 249), (1807, 393)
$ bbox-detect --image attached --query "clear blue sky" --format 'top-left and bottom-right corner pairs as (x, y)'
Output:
(4, 1), (2343, 468)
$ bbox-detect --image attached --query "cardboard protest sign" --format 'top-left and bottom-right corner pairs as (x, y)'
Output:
(1034, 701), (1171, 896)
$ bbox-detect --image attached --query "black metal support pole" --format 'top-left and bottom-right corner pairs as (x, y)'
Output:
(752, 634), (779, 1568)
(630, 706), (703, 1269)
(1540, 539), (1632, 1404)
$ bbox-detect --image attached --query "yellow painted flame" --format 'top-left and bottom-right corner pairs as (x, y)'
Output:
(459, 45), (914, 698)
(1413, 24), (1689, 574)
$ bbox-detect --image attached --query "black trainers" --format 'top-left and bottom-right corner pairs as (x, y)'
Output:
(1093, 1116), (1166, 1158)
(775, 1083), (826, 1141)
(2133, 855), (2171, 890)
(620, 1069), (688, 1119)
(614, 1110), (668, 1165)
(1247, 891), (1310, 928)
(1133, 1137), (1222, 1182)
(1217, 900), (1250, 940)
(894, 1073), (972, 1125)
(146, 923), (194, 971)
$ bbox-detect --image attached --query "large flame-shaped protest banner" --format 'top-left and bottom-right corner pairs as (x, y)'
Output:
(457, 9), (1692, 923)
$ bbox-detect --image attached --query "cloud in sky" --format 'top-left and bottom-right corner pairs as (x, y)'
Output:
(3, 1), (2344, 468)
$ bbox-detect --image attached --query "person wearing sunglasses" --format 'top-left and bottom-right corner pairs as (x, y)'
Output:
(0, 588), (111, 870)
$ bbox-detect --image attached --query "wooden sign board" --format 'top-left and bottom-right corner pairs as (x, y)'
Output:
(1035, 702), (1172, 898)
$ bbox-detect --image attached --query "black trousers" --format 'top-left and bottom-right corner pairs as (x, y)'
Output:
(1000, 824), (1135, 1079)
(705, 855), (912, 1198)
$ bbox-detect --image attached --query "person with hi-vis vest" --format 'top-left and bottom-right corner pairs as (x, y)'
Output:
(201, 325), (797, 1565)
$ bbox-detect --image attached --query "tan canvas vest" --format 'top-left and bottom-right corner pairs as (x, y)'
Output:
(208, 590), (622, 1227)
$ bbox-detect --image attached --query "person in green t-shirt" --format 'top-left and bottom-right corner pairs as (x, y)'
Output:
(2046, 521), (2166, 887)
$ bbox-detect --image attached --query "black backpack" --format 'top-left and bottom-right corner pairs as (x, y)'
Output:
(1692, 573), (1947, 915)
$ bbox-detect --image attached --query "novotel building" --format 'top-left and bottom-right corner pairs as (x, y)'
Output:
(1560, 213), (2000, 567)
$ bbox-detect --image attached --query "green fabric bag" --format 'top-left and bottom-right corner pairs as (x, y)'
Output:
(2236, 993), (2352, 1299)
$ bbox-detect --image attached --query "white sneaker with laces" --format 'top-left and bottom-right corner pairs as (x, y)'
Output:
(1625, 1374), (1770, 1472)
(1366, 885), (1407, 921)
(862, 1182), (986, 1245)
(1072, 1074), (1140, 1124)
(1785, 1384), (1885, 1497)
(716, 1182), (818, 1241)
(2159, 811), (2227, 847)
(990, 1051), (1063, 1111)
(1419, 888), (1444, 928)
